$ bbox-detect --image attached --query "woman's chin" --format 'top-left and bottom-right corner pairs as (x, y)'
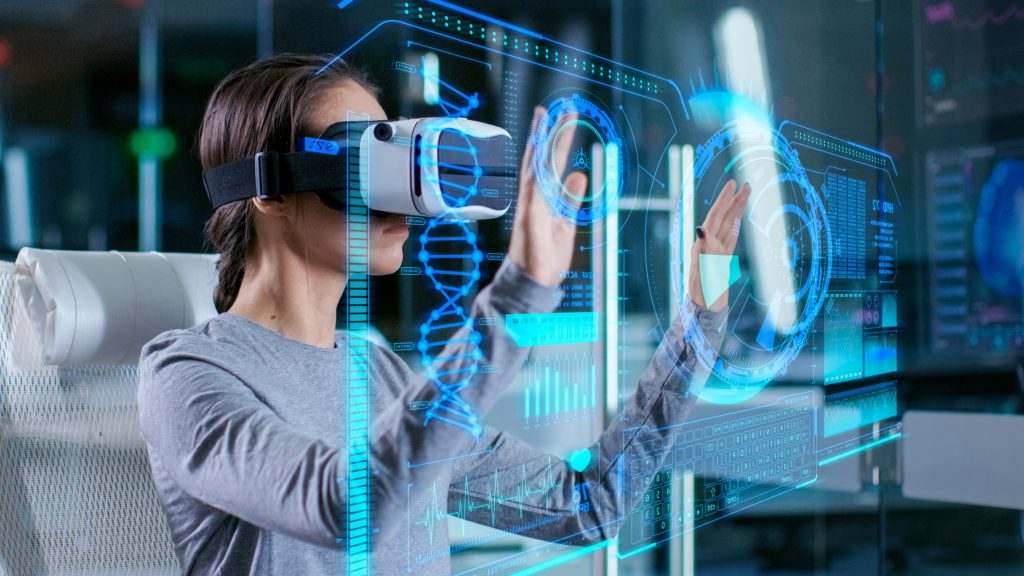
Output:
(360, 227), (407, 275)
(369, 250), (405, 276)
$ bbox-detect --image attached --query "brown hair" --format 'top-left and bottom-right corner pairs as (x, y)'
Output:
(199, 53), (376, 313)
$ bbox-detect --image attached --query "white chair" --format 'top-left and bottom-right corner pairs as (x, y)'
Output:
(0, 249), (218, 576)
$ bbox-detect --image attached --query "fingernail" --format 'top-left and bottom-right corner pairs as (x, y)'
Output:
(695, 226), (705, 239)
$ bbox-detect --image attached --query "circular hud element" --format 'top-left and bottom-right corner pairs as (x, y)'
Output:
(532, 92), (623, 225)
(674, 120), (832, 404)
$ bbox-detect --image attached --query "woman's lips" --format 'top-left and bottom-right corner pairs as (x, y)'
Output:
(373, 213), (409, 236)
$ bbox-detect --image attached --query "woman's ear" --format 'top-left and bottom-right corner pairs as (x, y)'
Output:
(250, 195), (296, 220)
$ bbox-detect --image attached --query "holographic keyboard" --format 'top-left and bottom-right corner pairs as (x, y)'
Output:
(622, 391), (817, 549)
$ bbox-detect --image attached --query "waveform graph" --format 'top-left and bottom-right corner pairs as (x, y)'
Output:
(521, 353), (599, 429)
(405, 459), (567, 571)
(924, 0), (1024, 30)
(824, 381), (898, 437)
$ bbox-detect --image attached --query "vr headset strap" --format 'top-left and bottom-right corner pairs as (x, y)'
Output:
(202, 152), (352, 210)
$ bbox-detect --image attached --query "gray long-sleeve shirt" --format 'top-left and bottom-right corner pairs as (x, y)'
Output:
(137, 259), (725, 575)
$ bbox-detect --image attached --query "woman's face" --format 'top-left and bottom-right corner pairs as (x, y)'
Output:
(301, 81), (409, 276)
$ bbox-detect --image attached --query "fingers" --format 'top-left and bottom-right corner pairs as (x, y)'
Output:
(704, 179), (750, 242)
(722, 182), (750, 223)
(719, 182), (750, 237)
(520, 106), (545, 188)
(515, 106), (547, 228)
(558, 171), (587, 226)
(710, 180), (742, 238)
(723, 183), (751, 253)
(551, 112), (580, 181)
(703, 179), (737, 229)
(689, 180), (750, 311)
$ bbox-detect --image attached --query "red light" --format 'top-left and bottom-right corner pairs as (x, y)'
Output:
(118, 0), (146, 9)
(0, 41), (11, 69)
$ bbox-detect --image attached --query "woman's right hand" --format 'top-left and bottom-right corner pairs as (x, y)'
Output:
(507, 106), (587, 287)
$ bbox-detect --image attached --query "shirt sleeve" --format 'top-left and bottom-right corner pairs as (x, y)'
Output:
(138, 341), (349, 547)
(137, 258), (558, 549)
(447, 296), (728, 544)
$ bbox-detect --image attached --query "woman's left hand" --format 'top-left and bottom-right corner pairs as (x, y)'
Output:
(687, 179), (751, 311)
(508, 106), (587, 287)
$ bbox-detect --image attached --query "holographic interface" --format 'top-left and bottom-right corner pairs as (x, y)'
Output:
(325, 2), (904, 574)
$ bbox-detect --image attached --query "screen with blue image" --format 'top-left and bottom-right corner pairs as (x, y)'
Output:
(926, 141), (1024, 357)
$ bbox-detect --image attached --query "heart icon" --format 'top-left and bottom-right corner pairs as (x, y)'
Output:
(568, 448), (592, 473)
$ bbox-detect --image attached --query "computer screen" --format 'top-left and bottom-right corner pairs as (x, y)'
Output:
(918, 0), (1024, 126)
(925, 141), (1024, 356)
(917, 0), (1024, 360)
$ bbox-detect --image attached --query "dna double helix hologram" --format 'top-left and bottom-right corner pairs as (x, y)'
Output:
(416, 77), (490, 438)
(417, 216), (485, 437)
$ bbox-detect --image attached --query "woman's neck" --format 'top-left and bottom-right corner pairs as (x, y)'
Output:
(227, 246), (347, 349)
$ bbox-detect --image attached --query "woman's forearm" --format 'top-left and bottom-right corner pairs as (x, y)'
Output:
(447, 297), (727, 544)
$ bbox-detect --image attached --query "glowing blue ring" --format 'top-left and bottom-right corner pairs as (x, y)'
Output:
(676, 121), (832, 403)
(550, 119), (605, 203)
(532, 94), (622, 225)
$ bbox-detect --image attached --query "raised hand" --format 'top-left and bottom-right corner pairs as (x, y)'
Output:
(688, 179), (751, 311)
(507, 106), (587, 287)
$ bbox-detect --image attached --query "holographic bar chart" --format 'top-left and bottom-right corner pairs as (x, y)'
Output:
(523, 354), (598, 428)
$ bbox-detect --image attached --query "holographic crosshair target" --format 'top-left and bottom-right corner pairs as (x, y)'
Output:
(532, 93), (623, 225)
(673, 120), (832, 404)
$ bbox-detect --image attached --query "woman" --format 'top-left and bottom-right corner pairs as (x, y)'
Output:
(137, 53), (749, 575)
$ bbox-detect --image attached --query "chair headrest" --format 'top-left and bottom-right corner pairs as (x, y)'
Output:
(14, 248), (219, 366)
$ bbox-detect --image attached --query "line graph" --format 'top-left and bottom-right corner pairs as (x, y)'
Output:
(924, 1), (1024, 31)
(952, 63), (1024, 94)
(410, 457), (567, 547)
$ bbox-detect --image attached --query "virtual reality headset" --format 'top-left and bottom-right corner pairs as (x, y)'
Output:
(202, 117), (515, 220)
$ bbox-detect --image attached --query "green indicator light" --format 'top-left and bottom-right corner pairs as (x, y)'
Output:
(129, 126), (176, 159)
